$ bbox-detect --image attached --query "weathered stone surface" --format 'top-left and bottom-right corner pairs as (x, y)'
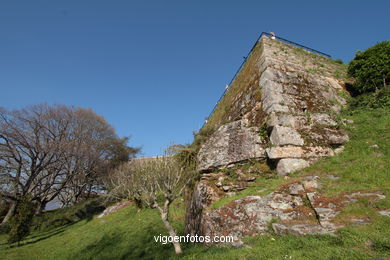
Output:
(326, 77), (344, 90)
(270, 126), (304, 146)
(276, 158), (309, 176)
(237, 172), (257, 182)
(328, 131), (349, 144)
(288, 182), (305, 195)
(185, 181), (221, 236)
(196, 175), (386, 246)
(267, 113), (306, 129)
(302, 176), (321, 191)
(197, 120), (266, 171)
(333, 146), (345, 155)
(272, 223), (333, 236)
(266, 146), (334, 159)
(196, 36), (350, 176)
(222, 186), (231, 192)
(200, 193), (303, 245)
(260, 71), (289, 114)
(187, 36), (355, 241)
(378, 210), (390, 217)
(310, 113), (338, 126)
(97, 200), (130, 218)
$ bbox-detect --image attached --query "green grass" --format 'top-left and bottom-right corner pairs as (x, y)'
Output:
(299, 108), (390, 200)
(1, 108), (389, 259)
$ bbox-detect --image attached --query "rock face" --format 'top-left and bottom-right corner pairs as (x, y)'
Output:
(197, 120), (266, 171)
(196, 35), (349, 175)
(197, 176), (385, 246)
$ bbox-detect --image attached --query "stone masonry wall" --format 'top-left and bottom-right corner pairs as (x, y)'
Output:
(186, 36), (351, 238)
(197, 36), (349, 175)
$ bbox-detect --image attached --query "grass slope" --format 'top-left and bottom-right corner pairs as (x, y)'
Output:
(0, 108), (389, 260)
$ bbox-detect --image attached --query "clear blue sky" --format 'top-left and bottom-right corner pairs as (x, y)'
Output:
(1, 0), (389, 156)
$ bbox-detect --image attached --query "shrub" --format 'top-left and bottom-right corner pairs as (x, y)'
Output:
(32, 198), (106, 232)
(349, 87), (390, 109)
(8, 195), (35, 244)
(348, 41), (390, 95)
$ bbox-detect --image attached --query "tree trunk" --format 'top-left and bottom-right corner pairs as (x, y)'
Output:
(158, 200), (182, 254)
(35, 201), (47, 215)
(1, 201), (16, 224)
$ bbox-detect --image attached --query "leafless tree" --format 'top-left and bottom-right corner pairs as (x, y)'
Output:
(108, 152), (196, 254)
(0, 104), (138, 221)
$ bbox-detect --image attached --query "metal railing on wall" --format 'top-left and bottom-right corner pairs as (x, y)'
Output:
(199, 32), (331, 131)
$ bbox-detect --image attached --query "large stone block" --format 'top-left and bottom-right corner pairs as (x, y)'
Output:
(276, 158), (309, 176)
(266, 146), (334, 159)
(270, 126), (304, 146)
(310, 113), (337, 126)
(267, 113), (307, 129)
(197, 120), (266, 171)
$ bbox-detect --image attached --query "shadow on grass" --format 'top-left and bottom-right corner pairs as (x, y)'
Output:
(70, 224), (177, 260)
(7, 222), (76, 248)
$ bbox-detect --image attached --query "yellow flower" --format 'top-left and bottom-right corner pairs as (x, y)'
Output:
(271, 237), (276, 241)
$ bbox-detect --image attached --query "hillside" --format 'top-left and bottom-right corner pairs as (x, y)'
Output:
(1, 108), (389, 259)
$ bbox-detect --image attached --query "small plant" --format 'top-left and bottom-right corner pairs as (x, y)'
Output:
(258, 123), (269, 141)
(349, 87), (390, 109)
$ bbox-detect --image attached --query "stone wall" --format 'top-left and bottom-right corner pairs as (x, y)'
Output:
(197, 36), (349, 175)
(187, 36), (352, 239)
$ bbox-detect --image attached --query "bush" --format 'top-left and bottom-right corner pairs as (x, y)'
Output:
(8, 195), (35, 244)
(349, 87), (390, 109)
(32, 198), (106, 232)
(348, 41), (390, 95)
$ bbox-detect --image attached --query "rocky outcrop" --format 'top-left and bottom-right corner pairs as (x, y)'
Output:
(197, 176), (385, 246)
(97, 200), (132, 218)
(197, 36), (350, 175)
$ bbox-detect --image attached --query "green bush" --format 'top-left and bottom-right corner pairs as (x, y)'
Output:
(8, 195), (35, 244)
(32, 198), (106, 232)
(348, 40), (390, 95)
(349, 86), (390, 109)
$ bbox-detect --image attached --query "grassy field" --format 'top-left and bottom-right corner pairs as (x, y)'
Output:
(0, 108), (389, 259)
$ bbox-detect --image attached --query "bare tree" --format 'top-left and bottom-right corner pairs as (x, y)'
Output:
(0, 104), (138, 221)
(108, 153), (196, 254)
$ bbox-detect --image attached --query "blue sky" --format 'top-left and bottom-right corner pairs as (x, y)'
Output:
(1, 0), (389, 156)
